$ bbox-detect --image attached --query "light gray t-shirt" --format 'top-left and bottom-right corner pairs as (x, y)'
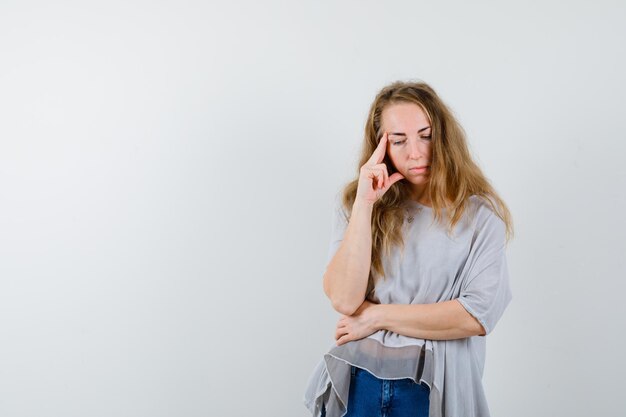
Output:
(303, 193), (512, 417)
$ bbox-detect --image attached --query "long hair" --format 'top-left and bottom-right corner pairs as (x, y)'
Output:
(339, 80), (514, 296)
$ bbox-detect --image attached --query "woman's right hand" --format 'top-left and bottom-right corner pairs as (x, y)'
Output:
(355, 132), (405, 205)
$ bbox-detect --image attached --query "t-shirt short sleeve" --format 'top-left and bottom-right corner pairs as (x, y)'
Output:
(457, 208), (512, 336)
(326, 193), (350, 267)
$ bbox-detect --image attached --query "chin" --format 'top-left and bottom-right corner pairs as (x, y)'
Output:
(398, 168), (429, 181)
(404, 176), (429, 184)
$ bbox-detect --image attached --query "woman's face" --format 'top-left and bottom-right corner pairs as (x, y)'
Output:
(380, 102), (433, 194)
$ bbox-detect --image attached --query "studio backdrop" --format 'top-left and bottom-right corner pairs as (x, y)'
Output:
(1, 1), (625, 416)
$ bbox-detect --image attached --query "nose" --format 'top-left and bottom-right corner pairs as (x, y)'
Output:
(408, 136), (425, 160)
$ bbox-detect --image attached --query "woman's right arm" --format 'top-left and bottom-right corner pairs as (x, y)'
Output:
(323, 132), (404, 316)
(322, 199), (374, 316)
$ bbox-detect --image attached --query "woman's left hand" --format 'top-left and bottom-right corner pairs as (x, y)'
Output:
(335, 300), (380, 346)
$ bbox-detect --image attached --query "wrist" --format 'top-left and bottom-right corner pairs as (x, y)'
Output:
(369, 303), (385, 331)
(352, 199), (374, 212)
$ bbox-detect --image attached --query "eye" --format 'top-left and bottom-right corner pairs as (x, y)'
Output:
(392, 139), (407, 146)
(421, 136), (432, 141)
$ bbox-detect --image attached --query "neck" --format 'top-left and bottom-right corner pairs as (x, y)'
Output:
(409, 187), (431, 206)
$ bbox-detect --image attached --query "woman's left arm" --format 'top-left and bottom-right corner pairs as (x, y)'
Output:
(373, 300), (485, 340)
(334, 299), (484, 345)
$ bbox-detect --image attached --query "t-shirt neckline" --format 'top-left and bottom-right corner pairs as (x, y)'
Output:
(407, 200), (433, 210)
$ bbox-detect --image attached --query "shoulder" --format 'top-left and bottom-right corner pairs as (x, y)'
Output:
(467, 194), (506, 233)
(467, 194), (498, 216)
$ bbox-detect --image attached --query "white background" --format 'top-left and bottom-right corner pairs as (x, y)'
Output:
(1, 1), (625, 416)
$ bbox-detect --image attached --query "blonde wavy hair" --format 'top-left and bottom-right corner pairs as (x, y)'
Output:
(339, 80), (514, 296)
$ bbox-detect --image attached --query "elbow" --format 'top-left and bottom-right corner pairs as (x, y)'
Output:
(455, 299), (487, 337)
(325, 287), (361, 315)
(330, 298), (360, 316)
(323, 278), (360, 316)
(464, 316), (487, 337)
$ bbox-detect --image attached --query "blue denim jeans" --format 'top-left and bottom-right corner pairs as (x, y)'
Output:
(321, 365), (430, 417)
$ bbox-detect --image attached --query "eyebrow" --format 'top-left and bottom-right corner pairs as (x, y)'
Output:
(388, 126), (431, 136)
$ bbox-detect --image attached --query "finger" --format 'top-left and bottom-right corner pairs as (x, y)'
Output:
(366, 132), (388, 165)
(367, 169), (383, 190)
(335, 327), (348, 340)
(371, 164), (385, 190)
(335, 325), (346, 337)
(336, 334), (350, 346)
(375, 132), (388, 165)
(376, 163), (389, 189)
(387, 172), (405, 187)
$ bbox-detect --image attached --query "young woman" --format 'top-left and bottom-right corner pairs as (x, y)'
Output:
(303, 81), (513, 417)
